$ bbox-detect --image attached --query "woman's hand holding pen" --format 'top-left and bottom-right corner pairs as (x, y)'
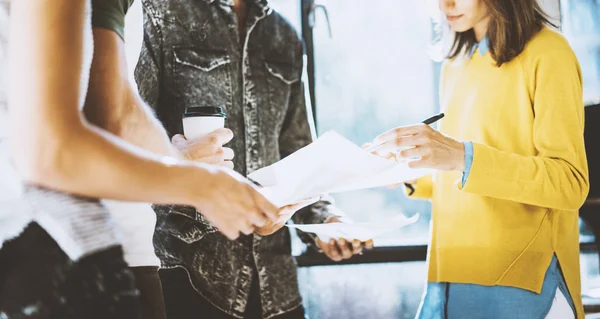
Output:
(369, 123), (466, 172)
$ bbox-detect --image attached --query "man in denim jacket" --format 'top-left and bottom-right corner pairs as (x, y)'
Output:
(135, 0), (373, 318)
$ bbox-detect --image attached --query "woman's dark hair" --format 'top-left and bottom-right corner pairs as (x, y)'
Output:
(447, 0), (556, 66)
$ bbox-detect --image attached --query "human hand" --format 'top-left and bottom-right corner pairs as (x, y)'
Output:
(254, 197), (319, 236)
(361, 142), (398, 161)
(369, 124), (465, 171)
(191, 167), (279, 240)
(316, 217), (375, 262)
(362, 143), (413, 189)
(172, 128), (235, 169)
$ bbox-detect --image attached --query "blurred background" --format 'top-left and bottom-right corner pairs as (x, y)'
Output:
(267, 0), (600, 318)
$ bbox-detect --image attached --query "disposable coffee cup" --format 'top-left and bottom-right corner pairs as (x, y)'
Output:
(182, 106), (227, 140)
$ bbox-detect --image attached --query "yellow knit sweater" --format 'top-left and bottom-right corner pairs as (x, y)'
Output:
(411, 27), (589, 318)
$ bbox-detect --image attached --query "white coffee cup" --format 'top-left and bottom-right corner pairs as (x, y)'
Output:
(182, 106), (227, 140)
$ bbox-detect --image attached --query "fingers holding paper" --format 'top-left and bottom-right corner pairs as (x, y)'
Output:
(362, 142), (398, 162)
(193, 169), (279, 240)
(254, 197), (319, 236)
(317, 238), (375, 262)
(316, 216), (374, 262)
(369, 124), (465, 172)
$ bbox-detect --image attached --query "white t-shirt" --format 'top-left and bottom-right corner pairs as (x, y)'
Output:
(102, 201), (160, 267)
(103, 0), (160, 268)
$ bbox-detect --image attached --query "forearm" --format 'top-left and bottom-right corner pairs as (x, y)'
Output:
(462, 143), (589, 210)
(92, 85), (178, 157)
(8, 0), (208, 206)
(85, 28), (178, 158)
(119, 99), (177, 157)
(18, 119), (210, 205)
(461, 44), (589, 211)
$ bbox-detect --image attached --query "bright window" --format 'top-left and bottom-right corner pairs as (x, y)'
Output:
(310, 0), (439, 246)
(561, 0), (600, 105)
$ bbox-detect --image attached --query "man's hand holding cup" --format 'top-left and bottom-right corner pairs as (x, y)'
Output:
(174, 106), (234, 169)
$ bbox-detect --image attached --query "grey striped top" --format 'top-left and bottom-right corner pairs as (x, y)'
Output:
(0, 0), (121, 260)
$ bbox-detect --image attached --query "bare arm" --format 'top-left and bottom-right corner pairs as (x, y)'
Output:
(9, 0), (193, 203)
(8, 0), (277, 239)
(84, 28), (178, 157)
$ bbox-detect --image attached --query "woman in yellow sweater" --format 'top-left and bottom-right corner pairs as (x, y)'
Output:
(370, 0), (589, 318)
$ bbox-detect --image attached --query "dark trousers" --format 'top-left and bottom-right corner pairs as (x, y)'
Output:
(131, 266), (167, 319)
(160, 267), (306, 319)
(0, 222), (141, 319)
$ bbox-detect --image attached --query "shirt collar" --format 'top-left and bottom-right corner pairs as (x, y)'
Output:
(468, 36), (489, 58)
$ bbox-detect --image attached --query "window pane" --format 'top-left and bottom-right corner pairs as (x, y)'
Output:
(561, 0), (600, 105)
(268, 0), (301, 33)
(299, 262), (427, 319)
(312, 0), (439, 246)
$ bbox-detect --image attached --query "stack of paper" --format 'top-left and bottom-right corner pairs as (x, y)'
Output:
(249, 131), (434, 207)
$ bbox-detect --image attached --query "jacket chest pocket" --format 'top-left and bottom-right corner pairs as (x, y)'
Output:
(172, 47), (233, 108)
(156, 205), (218, 244)
(264, 60), (300, 130)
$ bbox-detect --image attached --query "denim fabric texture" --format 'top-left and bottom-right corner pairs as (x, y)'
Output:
(135, 1), (338, 318)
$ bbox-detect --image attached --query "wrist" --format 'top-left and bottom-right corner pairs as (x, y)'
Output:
(455, 141), (466, 171)
(175, 162), (219, 207)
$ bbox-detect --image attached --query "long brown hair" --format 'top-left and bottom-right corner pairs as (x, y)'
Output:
(446, 0), (556, 66)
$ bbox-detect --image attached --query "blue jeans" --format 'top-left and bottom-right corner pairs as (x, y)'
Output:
(416, 256), (575, 319)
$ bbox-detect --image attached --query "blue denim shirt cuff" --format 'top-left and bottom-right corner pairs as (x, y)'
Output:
(462, 142), (474, 187)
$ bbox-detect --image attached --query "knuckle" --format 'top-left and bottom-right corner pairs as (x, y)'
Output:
(208, 135), (219, 145)
(207, 145), (219, 155)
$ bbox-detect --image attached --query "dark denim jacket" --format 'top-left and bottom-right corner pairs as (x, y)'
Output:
(134, 0), (337, 318)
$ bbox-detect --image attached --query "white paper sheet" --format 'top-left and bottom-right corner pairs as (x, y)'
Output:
(249, 131), (434, 207)
(287, 214), (419, 241)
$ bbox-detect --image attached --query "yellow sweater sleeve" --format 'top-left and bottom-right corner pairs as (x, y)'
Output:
(406, 174), (434, 199)
(461, 45), (589, 210)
